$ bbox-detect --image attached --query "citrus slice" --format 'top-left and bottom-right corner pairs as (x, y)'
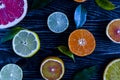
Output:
(0, 64), (23, 80)
(12, 30), (40, 58)
(106, 19), (120, 43)
(40, 57), (65, 80)
(68, 29), (96, 57)
(47, 12), (69, 33)
(104, 59), (120, 80)
(74, 0), (86, 3)
(0, 0), (27, 29)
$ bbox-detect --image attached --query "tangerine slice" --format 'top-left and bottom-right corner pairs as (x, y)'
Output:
(68, 29), (96, 57)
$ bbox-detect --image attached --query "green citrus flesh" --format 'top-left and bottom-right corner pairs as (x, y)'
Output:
(104, 59), (120, 80)
(0, 64), (23, 80)
(12, 30), (40, 58)
(47, 12), (69, 33)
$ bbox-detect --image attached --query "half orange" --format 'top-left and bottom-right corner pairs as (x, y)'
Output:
(68, 29), (96, 57)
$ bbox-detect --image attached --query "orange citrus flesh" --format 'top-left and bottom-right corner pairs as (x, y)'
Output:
(74, 0), (86, 3)
(40, 57), (65, 80)
(107, 19), (120, 42)
(68, 29), (96, 57)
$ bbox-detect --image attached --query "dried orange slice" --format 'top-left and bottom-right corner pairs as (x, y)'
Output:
(74, 0), (86, 3)
(68, 29), (96, 57)
(40, 57), (65, 80)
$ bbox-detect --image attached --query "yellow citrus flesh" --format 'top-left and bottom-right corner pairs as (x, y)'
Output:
(12, 30), (40, 58)
(40, 57), (65, 80)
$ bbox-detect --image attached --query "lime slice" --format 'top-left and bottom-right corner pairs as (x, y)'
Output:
(104, 59), (120, 80)
(0, 64), (23, 80)
(12, 30), (40, 58)
(47, 12), (69, 33)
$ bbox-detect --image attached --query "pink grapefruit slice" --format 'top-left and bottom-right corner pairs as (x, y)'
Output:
(0, 0), (27, 29)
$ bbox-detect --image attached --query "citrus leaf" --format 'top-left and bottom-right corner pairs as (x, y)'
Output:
(0, 27), (23, 44)
(57, 45), (75, 62)
(74, 5), (87, 29)
(73, 66), (97, 80)
(95, 0), (115, 10)
(31, 0), (53, 10)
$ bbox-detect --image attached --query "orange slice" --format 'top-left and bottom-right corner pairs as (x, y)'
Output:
(74, 0), (86, 3)
(106, 19), (120, 43)
(68, 29), (96, 57)
(40, 57), (65, 80)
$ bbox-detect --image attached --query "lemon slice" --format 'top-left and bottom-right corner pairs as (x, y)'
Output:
(0, 64), (23, 80)
(40, 57), (65, 80)
(104, 59), (120, 80)
(12, 30), (40, 58)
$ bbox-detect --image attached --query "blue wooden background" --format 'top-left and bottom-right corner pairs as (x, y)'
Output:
(0, 0), (120, 80)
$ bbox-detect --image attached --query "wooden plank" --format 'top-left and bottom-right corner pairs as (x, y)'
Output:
(0, 0), (120, 79)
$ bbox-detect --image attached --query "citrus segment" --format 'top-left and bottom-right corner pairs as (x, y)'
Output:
(0, 64), (23, 80)
(0, 0), (27, 29)
(106, 19), (120, 43)
(47, 12), (69, 33)
(74, 0), (86, 3)
(12, 30), (40, 58)
(40, 57), (65, 80)
(68, 29), (96, 57)
(104, 59), (120, 80)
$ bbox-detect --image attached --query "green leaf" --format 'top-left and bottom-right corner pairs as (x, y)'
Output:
(74, 5), (87, 28)
(95, 0), (115, 10)
(73, 66), (97, 80)
(31, 0), (53, 10)
(57, 45), (75, 62)
(0, 27), (23, 44)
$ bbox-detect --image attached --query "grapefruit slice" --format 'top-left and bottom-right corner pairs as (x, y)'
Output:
(0, 0), (27, 29)
(106, 19), (120, 43)
(40, 57), (65, 80)
(68, 29), (96, 57)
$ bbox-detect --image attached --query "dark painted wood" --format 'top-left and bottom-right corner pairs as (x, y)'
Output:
(0, 0), (120, 80)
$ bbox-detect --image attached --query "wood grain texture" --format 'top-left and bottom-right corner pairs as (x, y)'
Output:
(0, 0), (120, 80)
